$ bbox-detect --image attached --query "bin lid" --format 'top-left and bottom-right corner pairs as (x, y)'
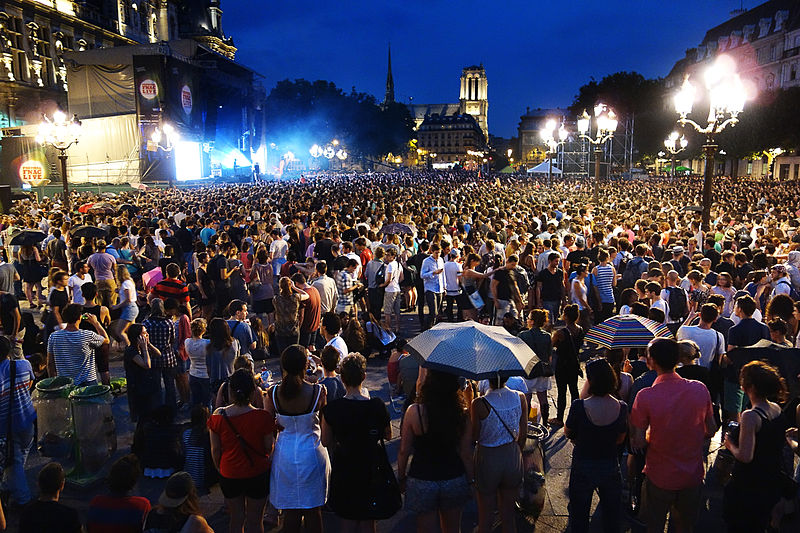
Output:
(69, 384), (111, 401)
(35, 376), (74, 393)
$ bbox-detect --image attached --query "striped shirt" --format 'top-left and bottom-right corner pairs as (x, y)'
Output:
(151, 278), (190, 303)
(0, 358), (36, 436)
(47, 329), (104, 385)
(594, 264), (616, 304)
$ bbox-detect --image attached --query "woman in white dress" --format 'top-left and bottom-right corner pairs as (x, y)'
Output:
(264, 344), (330, 533)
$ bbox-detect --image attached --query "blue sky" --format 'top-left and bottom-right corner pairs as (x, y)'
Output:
(224, 1), (746, 137)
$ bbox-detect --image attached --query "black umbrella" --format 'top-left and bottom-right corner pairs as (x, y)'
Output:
(727, 341), (800, 398)
(118, 203), (139, 216)
(680, 206), (703, 213)
(9, 230), (47, 246)
(380, 223), (416, 235)
(70, 225), (108, 239)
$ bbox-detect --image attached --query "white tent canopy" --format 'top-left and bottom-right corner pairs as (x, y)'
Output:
(527, 160), (562, 174)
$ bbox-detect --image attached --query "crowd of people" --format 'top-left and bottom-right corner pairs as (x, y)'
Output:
(0, 169), (799, 532)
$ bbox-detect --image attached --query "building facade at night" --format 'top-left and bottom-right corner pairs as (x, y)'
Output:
(416, 112), (487, 165)
(0, 0), (259, 186)
(408, 65), (489, 141)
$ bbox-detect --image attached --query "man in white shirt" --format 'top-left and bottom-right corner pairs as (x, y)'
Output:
(311, 262), (338, 314)
(647, 282), (669, 324)
(321, 312), (348, 361)
(67, 261), (93, 305)
(677, 304), (725, 369)
(380, 248), (403, 333)
(443, 250), (463, 322)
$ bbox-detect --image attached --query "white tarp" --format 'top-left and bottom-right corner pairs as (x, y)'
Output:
(65, 114), (141, 184)
(527, 160), (562, 174)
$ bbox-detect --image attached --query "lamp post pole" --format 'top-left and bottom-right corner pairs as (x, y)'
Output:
(672, 153), (676, 180)
(673, 55), (745, 232)
(58, 150), (69, 211)
(577, 105), (617, 207)
(593, 146), (602, 204)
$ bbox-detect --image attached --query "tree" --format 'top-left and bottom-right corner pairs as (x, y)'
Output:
(570, 71), (672, 159)
(263, 79), (414, 157)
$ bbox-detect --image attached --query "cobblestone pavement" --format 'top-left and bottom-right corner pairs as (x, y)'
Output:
(10, 306), (800, 532)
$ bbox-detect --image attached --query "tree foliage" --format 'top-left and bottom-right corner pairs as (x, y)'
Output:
(263, 79), (414, 157)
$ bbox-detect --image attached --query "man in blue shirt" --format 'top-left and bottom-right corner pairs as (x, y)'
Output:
(420, 242), (445, 330)
(226, 299), (256, 358)
(199, 219), (217, 245)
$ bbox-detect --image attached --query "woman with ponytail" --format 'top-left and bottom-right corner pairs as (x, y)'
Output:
(264, 345), (330, 533)
(208, 368), (276, 533)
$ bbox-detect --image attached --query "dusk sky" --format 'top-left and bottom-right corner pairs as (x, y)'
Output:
(225, 1), (746, 138)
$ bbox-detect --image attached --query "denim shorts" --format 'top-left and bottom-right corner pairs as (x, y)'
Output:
(405, 475), (471, 514)
(120, 304), (139, 322)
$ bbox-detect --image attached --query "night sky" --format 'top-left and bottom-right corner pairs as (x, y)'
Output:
(225, 1), (744, 138)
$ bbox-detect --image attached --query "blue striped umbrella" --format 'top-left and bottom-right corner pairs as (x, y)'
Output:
(585, 314), (673, 349)
(406, 320), (539, 380)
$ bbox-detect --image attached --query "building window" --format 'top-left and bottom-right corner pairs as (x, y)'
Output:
(779, 164), (790, 180)
(794, 163), (799, 180)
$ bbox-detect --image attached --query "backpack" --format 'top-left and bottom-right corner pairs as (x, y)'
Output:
(400, 264), (417, 288)
(513, 266), (530, 295)
(620, 256), (645, 288)
(374, 262), (387, 287)
(777, 280), (800, 301)
(664, 286), (688, 321)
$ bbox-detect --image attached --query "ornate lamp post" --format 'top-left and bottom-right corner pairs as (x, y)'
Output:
(577, 103), (618, 203)
(673, 54), (745, 230)
(35, 110), (81, 211)
(540, 119), (568, 186)
(663, 131), (688, 179)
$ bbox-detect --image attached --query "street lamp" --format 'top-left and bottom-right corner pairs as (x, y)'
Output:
(663, 131), (688, 179)
(540, 118), (569, 186)
(674, 54), (746, 230)
(35, 110), (81, 211)
(577, 103), (618, 203)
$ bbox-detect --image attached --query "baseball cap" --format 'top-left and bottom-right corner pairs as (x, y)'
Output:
(672, 245), (685, 254)
(771, 264), (787, 275)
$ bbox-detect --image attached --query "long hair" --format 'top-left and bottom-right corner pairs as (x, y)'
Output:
(416, 370), (468, 449)
(279, 344), (307, 401)
(278, 277), (292, 298)
(207, 318), (233, 350)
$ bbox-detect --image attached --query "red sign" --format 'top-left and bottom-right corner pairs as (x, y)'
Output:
(19, 160), (46, 184)
(139, 79), (158, 100)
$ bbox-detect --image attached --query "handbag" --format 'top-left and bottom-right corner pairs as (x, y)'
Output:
(467, 287), (485, 309)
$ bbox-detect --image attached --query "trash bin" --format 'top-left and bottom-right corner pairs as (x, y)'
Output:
(69, 385), (117, 474)
(33, 377), (74, 457)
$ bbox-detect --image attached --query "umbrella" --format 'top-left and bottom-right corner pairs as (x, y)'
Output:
(70, 225), (108, 239)
(406, 320), (539, 380)
(9, 230), (47, 247)
(680, 205), (703, 213)
(585, 314), (672, 349)
(78, 203), (94, 214)
(117, 203), (139, 216)
(88, 202), (116, 216)
(380, 223), (416, 235)
(727, 341), (800, 398)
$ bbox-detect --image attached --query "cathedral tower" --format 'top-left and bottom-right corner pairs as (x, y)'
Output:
(459, 65), (488, 138)
(384, 44), (395, 106)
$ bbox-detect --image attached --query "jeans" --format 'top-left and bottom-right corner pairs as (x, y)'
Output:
(155, 366), (178, 410)
(541, 300), (561, 326)
(189, 375), (211, 409)
(568, 458), (622, 533)
(298, 330), (318, 349)
(555, 371), (579, 420)
(1, 426), (34, 504)
(444, 293), (463, 322)
(424, 291), (443, 330)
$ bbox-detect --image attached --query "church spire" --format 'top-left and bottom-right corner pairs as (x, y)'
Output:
(384, 44), (395, 106)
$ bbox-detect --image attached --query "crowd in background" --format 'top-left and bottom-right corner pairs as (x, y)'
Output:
(0, 170), (799, 532)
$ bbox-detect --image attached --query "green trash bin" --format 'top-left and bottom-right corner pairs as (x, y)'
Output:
(69, 385), (117, 474)
(33, 377), (74, 457)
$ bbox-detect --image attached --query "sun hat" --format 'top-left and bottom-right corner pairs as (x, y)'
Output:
(158, 471), (193, 508)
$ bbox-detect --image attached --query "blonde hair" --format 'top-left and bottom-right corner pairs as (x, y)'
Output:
(190, 318), (207, 337)
(116, 264), (131, 282)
